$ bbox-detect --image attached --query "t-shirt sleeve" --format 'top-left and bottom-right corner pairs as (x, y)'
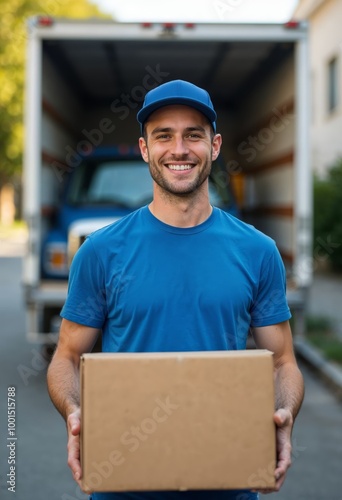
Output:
(250, 242), (291, 327)
(60, 236), (107, 328)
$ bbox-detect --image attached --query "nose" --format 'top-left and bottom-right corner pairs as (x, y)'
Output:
(170, 135), (190, 156)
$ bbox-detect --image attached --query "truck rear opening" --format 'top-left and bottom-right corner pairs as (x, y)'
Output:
(24, 19), (311, 341)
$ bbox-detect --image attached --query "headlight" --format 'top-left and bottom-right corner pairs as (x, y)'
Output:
(44, 242), (68, 275)
(67, 232), (86, 267)
(67, 217), (121, 266)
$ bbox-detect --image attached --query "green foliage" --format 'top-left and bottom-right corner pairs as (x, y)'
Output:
(306, 315), (342, 365)
(0, 0), (110, 186)
(305, 315), (332, 333)
(309, 334), (342, 365)
(313, 158), (342, 271)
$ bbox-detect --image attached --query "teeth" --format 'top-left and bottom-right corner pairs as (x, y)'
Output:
(168, 164), (193, 171)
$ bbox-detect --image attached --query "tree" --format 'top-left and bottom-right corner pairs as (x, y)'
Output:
(0, 0), (110, 189)
(313, 159), (342, 272)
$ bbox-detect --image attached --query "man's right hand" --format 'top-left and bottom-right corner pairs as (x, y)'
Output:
(67, 408), (90, 493)
(47, 320), (100, 494)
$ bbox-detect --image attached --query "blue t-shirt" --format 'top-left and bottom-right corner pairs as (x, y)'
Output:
(89, 492), (259, 500)
(61, 206), (291, 500)
(62, 206), (290, 352)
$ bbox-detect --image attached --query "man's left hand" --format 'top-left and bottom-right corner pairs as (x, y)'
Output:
(255, 408), (293, 494)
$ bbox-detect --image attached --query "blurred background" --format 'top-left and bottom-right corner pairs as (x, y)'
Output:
(0, 0), (342, 498)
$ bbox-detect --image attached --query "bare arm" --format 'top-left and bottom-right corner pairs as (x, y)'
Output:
(253, 320), (304, 418)
(47, 318), (100, 490)
(47, 318), (99, 418)
(252, 320), (304, 492)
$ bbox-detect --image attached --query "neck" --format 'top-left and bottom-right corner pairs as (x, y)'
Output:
(149, 187), (212, 228)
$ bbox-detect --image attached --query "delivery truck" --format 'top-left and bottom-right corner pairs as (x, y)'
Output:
(23, 17), (312, 346)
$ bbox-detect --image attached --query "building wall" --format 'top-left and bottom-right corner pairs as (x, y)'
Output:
(295, 0), (342, 175)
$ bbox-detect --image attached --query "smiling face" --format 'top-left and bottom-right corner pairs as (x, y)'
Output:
(139, 105), (222, 200)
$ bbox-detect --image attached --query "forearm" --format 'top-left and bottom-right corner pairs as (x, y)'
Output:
(47, 351), (80, 421)
(274, 361), (304, 421)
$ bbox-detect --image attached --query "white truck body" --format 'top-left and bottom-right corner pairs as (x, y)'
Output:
(23, 18), (312, 343)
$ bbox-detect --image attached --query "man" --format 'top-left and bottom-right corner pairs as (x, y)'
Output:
(47, 80), (304, 500)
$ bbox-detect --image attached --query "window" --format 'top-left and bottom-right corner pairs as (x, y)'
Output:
(328, 56), (338, 112)
(67, 160), (153, 208)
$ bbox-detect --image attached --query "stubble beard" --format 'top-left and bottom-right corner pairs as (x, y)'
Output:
(147, 153), (213, 199)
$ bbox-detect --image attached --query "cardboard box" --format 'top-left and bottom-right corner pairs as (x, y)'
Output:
(80, 350), (276, 492)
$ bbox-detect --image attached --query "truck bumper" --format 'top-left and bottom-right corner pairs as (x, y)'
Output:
(24, 281), (68, 344)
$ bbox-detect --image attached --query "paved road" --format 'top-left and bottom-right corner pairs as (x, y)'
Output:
(0, 257), (341, 500)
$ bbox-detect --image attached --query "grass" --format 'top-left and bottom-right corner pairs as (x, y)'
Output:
(305, 315), (342, 365)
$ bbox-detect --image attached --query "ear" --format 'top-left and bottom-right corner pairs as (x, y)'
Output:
(211, 134), (222, 161)
(139, 137), (149, 163)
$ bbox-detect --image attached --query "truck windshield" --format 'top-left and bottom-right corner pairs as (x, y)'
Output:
(67, 160), (153, 208)
(66, 159), (235, 210)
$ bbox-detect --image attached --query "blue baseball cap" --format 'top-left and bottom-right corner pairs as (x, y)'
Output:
(137, 80), (217, 133)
